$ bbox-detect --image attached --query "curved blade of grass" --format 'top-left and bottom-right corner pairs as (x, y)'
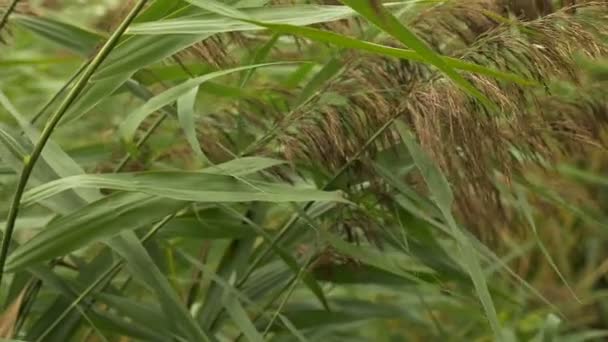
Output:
(27, 253), (115, 341)
(295, 56), (345, 106)
(0, 0), (147, 287)
(12, 15), (104, 56)
(395, 121), (503, 341)
(532, 313), (561, 342)
(177, 85), (209, 164)
(119, 62), (299, 144)
(223, 294), (264, 342)
(13, 15), (213, 120)
(184, 0), (247, 18)
(181, 0), (532, 87)
(207, 240), (257, 331)
(28, 216), (180, 342)
(21, 172), (345, 206)
(6, 193), (186, 272)
(92, 34), (212, 81)
(127, 2), (399, 35)
(240, 33), (279, 87)
(64, 72), (134, 123)
(391, 182), (561, 317)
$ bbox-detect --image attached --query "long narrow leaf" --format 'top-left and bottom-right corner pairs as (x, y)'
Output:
(395, 121), (503, 340)
(22, 172), (345, 206)
(6, 193), (186, 271)
(177, 85), (209, 164)
(110, 232), (211, 342)
(119, 62), (300, 143)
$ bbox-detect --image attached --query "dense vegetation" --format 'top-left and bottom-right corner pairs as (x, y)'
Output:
(0, 0), (607, 341)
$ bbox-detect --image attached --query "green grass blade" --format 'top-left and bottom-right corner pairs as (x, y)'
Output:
(173, 0), (532, 86)
(127, 3), (381, 35)
(13, 15), (104, 56)
(200, 157), (285, 176)
(250, 23), (534, 86)
(6, 193), (186, 272)
(110, 232), (211, 342)
(119, 62), (300, 144)
(295, 56), (344, 106)
(198, 237), (256, 331)
(223, 294), (265, 342)
(395, 121), (503, 341)
(92, 34), (212, 81)
(177, 85), (210, 165)
(21, 172), (345, 206)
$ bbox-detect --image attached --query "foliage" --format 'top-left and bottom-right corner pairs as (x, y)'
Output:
(0, 0), (607, 341)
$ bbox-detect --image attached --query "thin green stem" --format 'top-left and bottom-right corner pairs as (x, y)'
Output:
(30, 60), (91, 125)
(262, 249), (314, 338)
(0, 0), (20, 36)
(0, 0), (149, 286)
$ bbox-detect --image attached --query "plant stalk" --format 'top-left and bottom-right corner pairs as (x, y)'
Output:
(30, 60), (91, 125)
(0, 0), (20, 36)
(0, 0), (149, 286)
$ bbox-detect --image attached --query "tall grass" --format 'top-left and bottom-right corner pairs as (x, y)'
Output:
(0, 0), (607, 341)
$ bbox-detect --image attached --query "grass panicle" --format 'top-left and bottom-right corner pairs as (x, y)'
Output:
(250, 4), (608, 235)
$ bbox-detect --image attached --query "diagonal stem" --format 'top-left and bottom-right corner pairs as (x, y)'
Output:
(0, 0), (21, 37)
(0, 0), (149, 286)
(29, 60), (91, 125)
